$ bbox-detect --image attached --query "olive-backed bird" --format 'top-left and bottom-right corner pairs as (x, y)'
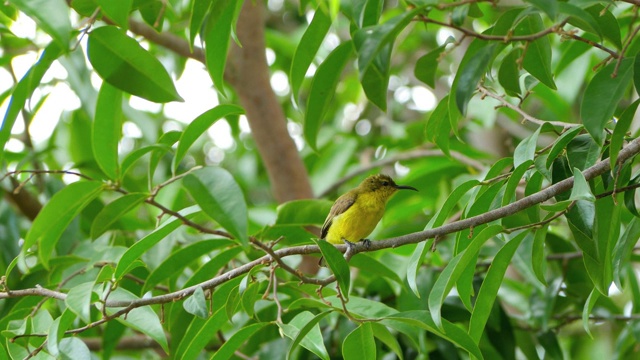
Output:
(321, 174), (418, 247)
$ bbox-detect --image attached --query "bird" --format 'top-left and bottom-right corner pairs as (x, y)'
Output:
(321, 174), (418, 248)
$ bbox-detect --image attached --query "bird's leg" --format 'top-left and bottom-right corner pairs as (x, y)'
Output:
(360, 239), (371, 249)
(342, 239), (356, 260)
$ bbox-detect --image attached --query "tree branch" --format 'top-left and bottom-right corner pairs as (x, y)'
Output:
(4, 136), (640, 318)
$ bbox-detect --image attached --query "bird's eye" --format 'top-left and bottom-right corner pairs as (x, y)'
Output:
(382, 181), (389, 186)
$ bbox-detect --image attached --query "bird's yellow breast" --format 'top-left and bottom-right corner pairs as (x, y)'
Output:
(325, 192), (386, 244)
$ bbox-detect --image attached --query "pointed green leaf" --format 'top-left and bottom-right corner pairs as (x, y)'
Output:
(613, 218), (640, 288)
(189, 0), (212, 49)
(177, 308), (227, 359)
(88, 26), (183, 103)
(304, 41), (353, 150)
(106, 288), (169, 352)
(581, 57), (633, 144)
(407, 240), (431, 298)
(425, 94), (452, 154)
(315, 239), (351, 300)
(184, 287), (208, 318)
(343, 323), (375, 360)
(8, 0), (71, 48)
(210, 323), (268, 360)
(611, 99), (640, 172)
(93, 82), (123, 180)
(114, 206), (200, 279)
(498, 48), (522, 97)
(546, 125), (584, 168)
(173, 104), (245, 173)
(183, 167), (248, 246)
(284, 310), (332, 360)
(290, 9), (332, 99)
(203, 0), (238, 96)
(455, 43), (497, 115)
(415, 42), (450, 89)
(569, 168), (595, 202)
(91, 193), (148, 239)
(503, 160), (533, 206)
(353, 7), (422, 74)
(429, 225), (503, 329)
(586, 5), (622, 49)
(371, 323), (403, 360)
(97, 0), (132, 28)
(360, 43), (391, 110)
(121, 144), (171, 178)
(145, 239), (235, 292)
(24, 181), (103, 269)
(0, 42), (64, 162)
(582, 288), (600, 339)
(65, 282), (96, 323)
(518, 14), (556, 89)
(47, 309), (76, 358)
(469, 231), (529, 342)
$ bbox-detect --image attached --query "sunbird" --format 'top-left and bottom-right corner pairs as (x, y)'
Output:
(321, 174), (418, 247)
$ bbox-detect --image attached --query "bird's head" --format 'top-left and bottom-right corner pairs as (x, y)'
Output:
(358, 174), (418, 200)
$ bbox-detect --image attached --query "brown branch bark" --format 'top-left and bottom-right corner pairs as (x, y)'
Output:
(226, 1), (313, 204)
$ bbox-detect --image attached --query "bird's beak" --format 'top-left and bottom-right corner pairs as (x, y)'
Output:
(395, 184), (418, 192)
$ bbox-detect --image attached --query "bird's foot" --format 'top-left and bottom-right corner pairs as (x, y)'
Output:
(343, 239), (357, 250)
(361, 239), (371, 249)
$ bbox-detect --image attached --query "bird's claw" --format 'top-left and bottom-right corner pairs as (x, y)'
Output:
(361, 239), (371, 249)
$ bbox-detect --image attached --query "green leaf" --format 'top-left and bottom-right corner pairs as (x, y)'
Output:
(582, 288), (600, 339)
(93, 82), (122, 180)
(343, 323), (376, 360)
(210, 323), (268, 360)
(566, 134), (600, 171)
(88, 26), (183, 103)
(502, 160), (533, 206)
(407, 240), (430, 298)
(8, 0), (71, 48)
(203, 0), (238, 97)
(525, 0), (557, 19)
(415, 42), (449, 88)
(149, 131), (181, 187)
(183, 167), (248, 246)
(429, 179), (479, 229)
(516, 14), (556, 90)
(282, 310), (331, 360)
(176, 308), (227, 359)
(120, 144), (171, 178)
(183, 247), (243, 288)
(635, 54), (640, 97)
(290, 9), (332, 100)
(0, 42), (64, 162)
(425, 94), (452, 154)
(569, 168), (595, 202)
(145, 240), (235, 292)
(546, 125), (584, 168)
(65, 282), (95, 323)
(455, 43), (497, 115)
(97, 0), (132, 28)
(360, 43), (392, 110)
(91, 193), (148, 239)
(315, 239), (351, 300)
(514, 121), (554, 168)
(275, 199), (334, 226)
(184, 286), (208, 318)
(189, 0), (212, 50)
(47, 309), (76, 357)
(173, 104), (245, 173)
(350, 254), (403, 286)
(560, 3), (601, 37)
(428, 225), (503, 329)
(469, 231), (529, 342)
(610, 100), (640, 172)
(498, 48), (522, 96)
(532, 225), (548, 285)
(59, 337), (91, 360)
(371, 323), (403, 360)
(304, 41), (353, 150)
(114, 206), (200, 279)
(586, 5), (622, 49)
(353, 7), (422, 75)
(613, 218), (640, 288)
(581, 57), (633, 144)
(24, 181), (103, 269)
(383, 311), (484, 360)
(107, 288), (169, 352)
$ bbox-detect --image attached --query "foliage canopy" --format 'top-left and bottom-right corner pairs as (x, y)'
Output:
(2, 0), (640, 359)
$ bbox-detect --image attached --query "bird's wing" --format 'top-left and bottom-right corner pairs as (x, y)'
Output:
(321, 194), (356, 239)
